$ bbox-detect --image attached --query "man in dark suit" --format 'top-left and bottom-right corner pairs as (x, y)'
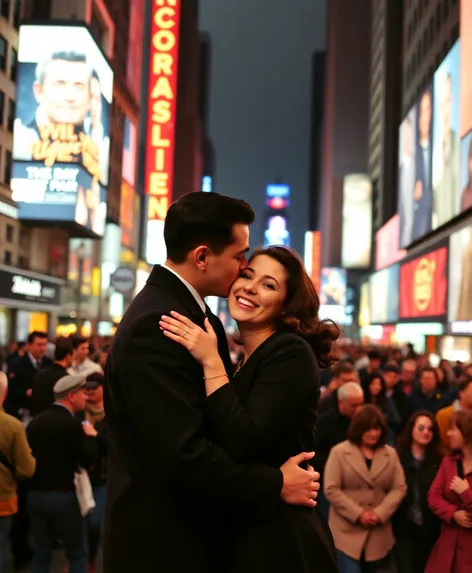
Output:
(6, 331), (53, 420)
(31, 337), (73, 416)
(413, 88), (433, 241)
(104, 193), (320, 573)
(27, 374), (97, 572)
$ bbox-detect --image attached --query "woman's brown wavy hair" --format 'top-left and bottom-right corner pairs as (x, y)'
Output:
(249, 246), (339, 368)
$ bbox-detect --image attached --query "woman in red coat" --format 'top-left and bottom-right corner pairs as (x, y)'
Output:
(426, 411), (472, 573)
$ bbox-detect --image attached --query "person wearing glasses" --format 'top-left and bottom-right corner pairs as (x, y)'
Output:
(394, 411), (443, 573)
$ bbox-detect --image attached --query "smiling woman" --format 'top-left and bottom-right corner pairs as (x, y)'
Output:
(159, 244), (341, 573)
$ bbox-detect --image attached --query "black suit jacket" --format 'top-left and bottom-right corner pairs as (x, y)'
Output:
(27, 404), (97, 491)
(6, 354), (53, 417)
(103, 266), (283, 573)
(203, 332), (337, 572)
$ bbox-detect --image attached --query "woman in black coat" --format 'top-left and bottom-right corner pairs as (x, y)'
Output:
(160, 246), (339, 573)
(393, 410), (443, 573)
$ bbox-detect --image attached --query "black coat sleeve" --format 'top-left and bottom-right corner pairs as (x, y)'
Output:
(203, 334), (317, 463)
(113, 312), (283, 517)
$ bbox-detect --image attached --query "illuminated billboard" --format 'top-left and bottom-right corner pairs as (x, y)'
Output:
(448, 225), (472, 334)
(397, 85), (434, 248)
(320, 267), (347, 307)
(263, 184), (290, 247)
(432, 40), (460, 229)
(375, 214), (406, 270)
(399, 245), (448, 321)
(369, 265), (400, 324)
(121, 117), (137, 249)
(460, 0), (472, 138)
(11, 24), (113, 237)
(304, 231), (321, 294)
(145, 0), (181, 219)
(341, 174), (372, 268)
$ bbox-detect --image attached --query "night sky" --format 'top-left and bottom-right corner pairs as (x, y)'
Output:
(199, 0), (326, 255)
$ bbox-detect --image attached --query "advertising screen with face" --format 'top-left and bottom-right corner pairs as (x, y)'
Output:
(432, 41), (460, 230)
(319, 267), (347, 307)
(399, 245), (448, 320)
(397, 84), (435, 247)
(11, 24), (113, 237)
(397, 105), (417, 249)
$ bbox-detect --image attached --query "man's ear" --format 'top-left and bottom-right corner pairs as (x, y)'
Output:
(194, 246), (209, 270)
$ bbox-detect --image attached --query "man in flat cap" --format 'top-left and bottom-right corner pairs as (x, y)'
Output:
(26, 374), (98, 572)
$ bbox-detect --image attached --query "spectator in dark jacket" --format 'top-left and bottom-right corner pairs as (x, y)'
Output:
(6, 332), (52, 419)
(409, 367), (452, 415)
(383, 363), (412, 424)
(394, 411), (443, 573)
(31, 338), (73, 417)
(314, 382), (364, 517)
(27, 374), (97, 572)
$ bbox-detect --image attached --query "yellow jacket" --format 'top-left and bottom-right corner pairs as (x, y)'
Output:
(0, 408), (36, 516)
(436, 404), (456, 449)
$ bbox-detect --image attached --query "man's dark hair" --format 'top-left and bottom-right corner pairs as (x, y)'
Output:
(28, 331), (47, 344)
(164, 193), (255, 263)
(420, 366), (438, 381)
(332, 360), (356, 378)
(72, 337), (89, 350)
(383, 363), (401, 375)
(36, 51), (89, 84)
(54, 337), (73, 361)
(368, 350), (381, 361)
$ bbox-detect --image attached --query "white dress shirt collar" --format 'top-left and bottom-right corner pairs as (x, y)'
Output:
(161, 264), (206, 313)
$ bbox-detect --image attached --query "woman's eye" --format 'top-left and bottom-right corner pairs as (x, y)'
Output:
(264, 283), (275, 290)
(240, 272), (251, 279)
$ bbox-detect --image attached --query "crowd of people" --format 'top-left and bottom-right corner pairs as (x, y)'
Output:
(313, 346), (472, 573)
(0, 333), (109, 573)
(1, 331), (472, 572)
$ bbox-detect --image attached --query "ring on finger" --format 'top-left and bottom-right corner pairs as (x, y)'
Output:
(182, 327), (189, 338)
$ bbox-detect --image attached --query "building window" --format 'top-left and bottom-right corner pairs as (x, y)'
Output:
(0, 91), (5, 126)
(13, 0), (20, 28)
(18, 255), (28, 268)
(32, 0), (51, 19)
(0, 36), (7, 71)
(7, 99), (14, 132)
(5, 223), (13, 242)
(0, 0), (9, 20)
(10, 47), (16, 81)
(3, 250), (12, 265)
(4, 149), (11, 184)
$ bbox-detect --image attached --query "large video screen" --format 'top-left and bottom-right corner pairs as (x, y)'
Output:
(341, 174), (372, 269)
(398, 85), (434, 248)
(399, 245), (448, 320)
(369, 264), (400, 324)
(432, 40), (461, 229)
(448, 225), (472, 334)
(11, 24), (113, 237)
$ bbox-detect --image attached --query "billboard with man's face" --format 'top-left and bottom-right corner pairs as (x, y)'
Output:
(11, 24), (113, 237)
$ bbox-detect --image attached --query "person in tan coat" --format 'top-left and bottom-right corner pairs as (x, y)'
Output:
(0, 372), (36, 572)
(324, 404), (406, 572)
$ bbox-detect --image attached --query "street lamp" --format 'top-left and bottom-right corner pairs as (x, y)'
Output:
(75, 242), (86, 332)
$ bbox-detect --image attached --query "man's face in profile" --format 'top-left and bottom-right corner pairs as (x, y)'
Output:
(419, 91), (432, 141)
(34, 59), (91, 125)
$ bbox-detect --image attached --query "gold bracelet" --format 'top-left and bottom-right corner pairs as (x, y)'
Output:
(204, 374), (229, 381)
